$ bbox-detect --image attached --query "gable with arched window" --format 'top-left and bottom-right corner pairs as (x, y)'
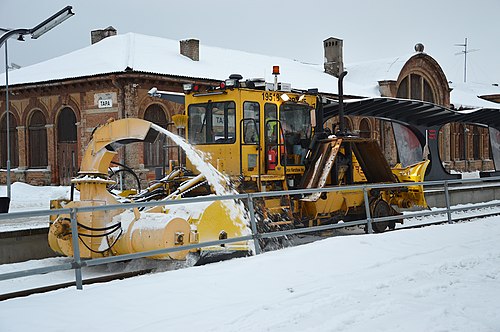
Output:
(28, 110), (48, 168)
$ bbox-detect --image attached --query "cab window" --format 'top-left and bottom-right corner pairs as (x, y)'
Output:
(242, 102), (260, 144)
(279, 103), (312, 165)
(188, 101), (236, 144)
(264, 103), (278, 143)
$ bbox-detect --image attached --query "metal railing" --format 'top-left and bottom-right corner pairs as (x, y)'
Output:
(1, 175), (500, 292)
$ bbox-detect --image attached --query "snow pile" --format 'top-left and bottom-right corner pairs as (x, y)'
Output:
(0, 182), (72, 211)
(1, 217), (499, 331)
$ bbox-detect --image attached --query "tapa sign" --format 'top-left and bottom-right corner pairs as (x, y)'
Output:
(94, 92), (117, 109)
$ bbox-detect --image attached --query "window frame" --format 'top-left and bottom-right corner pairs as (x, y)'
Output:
(187, 101), (236, 145)
(28, 110), (48, 168)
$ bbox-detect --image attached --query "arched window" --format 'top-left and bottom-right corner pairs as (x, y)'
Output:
(0, 113), (18, 168)
(143, 104), (168, 167)
(57, 107), (77, 142)
(457, 124), (465, 160)
(344, 117), (353, 132)
(29, 110), (48, 168)
(396, 74), (435, 103)
(473, 126), (481, 160)
(449, 125), (455, 160)
(359, 118), (371, 138)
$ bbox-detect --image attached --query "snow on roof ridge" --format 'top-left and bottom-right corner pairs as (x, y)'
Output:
(115, 32), (308, 65)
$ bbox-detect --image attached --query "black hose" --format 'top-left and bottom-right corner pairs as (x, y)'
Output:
(110, 161), (142, 191)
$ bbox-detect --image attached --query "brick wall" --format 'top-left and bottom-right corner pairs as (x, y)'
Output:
(0, 74), (199, 186)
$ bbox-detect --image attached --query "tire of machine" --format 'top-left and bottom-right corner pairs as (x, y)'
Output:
(371, 199), (391, 233)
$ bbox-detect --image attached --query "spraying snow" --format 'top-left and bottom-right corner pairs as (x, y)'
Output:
(151, 124), (251, 235)
(151, 124), (232, 197)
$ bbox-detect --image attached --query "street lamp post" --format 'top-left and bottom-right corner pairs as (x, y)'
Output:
(4, 40), (10, 199)
(1, 6), (74, 200)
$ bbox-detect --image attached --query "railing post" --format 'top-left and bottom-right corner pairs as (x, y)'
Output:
(69, 208), (83, 290)
(246, 194), (261, 255)
(363, 187), (373, 234)
(443, 180), (453, 224)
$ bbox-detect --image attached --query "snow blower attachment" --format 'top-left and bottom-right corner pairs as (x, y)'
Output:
(48, 118), (251, 261)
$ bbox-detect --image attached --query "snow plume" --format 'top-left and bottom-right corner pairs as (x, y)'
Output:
(151, 124), (251, 235)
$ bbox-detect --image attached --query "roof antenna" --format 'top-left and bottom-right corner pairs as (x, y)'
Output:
(454, 38), (479, 83)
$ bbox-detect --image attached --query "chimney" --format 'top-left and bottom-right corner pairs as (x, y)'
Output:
(323, 37), (344, 77)
(91, 26), (117, 44)
(180, 39), (199, 61)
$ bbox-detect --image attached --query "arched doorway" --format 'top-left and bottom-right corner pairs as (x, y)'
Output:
(28, 110), (48, 168)
(143, 104), (169, 169)
(0, 113), (18, 168)
(57, 107), (78, 185)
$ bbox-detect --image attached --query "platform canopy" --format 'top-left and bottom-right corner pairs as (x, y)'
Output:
(322, 97), (500, 129)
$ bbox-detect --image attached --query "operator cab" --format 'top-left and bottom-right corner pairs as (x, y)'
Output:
(183, 69), (318, 191)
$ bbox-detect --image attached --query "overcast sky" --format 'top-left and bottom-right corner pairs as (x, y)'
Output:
(0, 0), (498, 85)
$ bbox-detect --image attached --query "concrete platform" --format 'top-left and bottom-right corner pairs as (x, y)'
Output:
(424, 182), (500, 208)
(0, 227), (58, 264)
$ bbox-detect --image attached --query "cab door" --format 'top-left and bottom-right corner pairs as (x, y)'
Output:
(240, 101), (261, 179)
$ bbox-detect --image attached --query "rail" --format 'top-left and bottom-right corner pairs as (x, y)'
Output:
(1, 175), (500, 293)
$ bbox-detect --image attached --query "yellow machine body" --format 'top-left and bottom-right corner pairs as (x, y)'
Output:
(49, 77), (430, 262)
(186, 87), (428, 210)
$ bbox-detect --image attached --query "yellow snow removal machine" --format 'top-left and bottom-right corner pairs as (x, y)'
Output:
(48, 68), (429, 263)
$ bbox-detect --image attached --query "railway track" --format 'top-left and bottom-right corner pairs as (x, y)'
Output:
(397, 208), (500, 230)
(2, 207), (500, 302)
(0, 268), (153, 301)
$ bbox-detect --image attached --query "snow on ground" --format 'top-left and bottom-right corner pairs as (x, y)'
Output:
(0, 182), (72, 212)
(0, 183), (74, 231)
(0, 217), (499, 332)
(0, 184), (499, 331)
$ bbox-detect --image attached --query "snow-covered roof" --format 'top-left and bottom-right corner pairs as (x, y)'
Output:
(0, 32), (498, 110)
(449, 82), (500, 109)
(0, 33), (345, 94)
(345, 54), (413, 94)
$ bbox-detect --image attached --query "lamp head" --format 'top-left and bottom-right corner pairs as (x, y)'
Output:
(30, 6), (74, 39)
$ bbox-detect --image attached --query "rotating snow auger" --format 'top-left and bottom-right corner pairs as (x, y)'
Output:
(48, 118), (251, 262)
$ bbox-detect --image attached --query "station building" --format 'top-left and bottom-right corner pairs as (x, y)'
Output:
(1, 27), (499, 186)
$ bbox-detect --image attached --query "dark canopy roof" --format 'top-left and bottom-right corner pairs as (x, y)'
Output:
(322, 97), (500, 129)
